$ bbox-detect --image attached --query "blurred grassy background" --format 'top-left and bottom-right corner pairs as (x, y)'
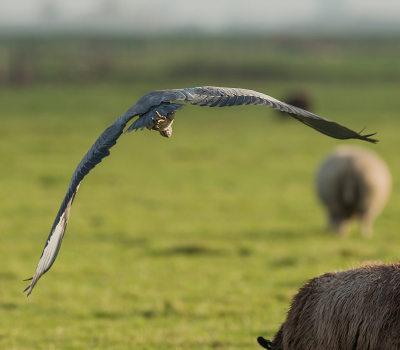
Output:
(2, 36), (400, 85)
(0, 36), (400, 349)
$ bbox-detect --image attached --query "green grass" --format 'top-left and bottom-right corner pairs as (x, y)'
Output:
(1, 80), (400, 349)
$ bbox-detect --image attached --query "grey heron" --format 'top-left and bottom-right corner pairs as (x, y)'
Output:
(24, 86), (377, 296)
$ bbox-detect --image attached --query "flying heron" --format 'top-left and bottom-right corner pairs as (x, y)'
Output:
(23, 86), (377, 296)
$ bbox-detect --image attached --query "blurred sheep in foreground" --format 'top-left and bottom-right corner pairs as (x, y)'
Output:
(316, 146), (391, 237)
(257, 263), (400, 350)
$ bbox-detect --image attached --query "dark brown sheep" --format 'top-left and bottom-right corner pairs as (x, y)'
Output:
(258, 263), (400, 350)
(276, 91), (313, 120)
(316, 146), (391, 237)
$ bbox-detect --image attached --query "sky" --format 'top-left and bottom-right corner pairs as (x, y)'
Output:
(1, 0), (400, 36)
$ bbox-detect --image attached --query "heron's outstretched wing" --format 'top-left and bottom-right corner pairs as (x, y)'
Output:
(25, 85), (377, 296)
(25, 93), (184, 295)
(24, 119), (129, 296)
(126, 86), (377, 143)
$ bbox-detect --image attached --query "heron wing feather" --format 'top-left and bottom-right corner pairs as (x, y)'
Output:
(24, 118), (127, 295)
(176, 87), (377, 143)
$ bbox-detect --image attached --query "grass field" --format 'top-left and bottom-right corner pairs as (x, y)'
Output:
(1, 75), (400, 348)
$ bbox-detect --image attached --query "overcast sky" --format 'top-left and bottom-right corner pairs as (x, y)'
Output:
(2, 0), (400, 35)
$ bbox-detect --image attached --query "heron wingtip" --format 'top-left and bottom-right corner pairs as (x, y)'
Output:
(360, 133), (378, 144)
(358, 128), (378, 144)
(23, 285), (34, 296)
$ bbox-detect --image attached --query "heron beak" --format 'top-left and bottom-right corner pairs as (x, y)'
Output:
(159, 125), (173, 138)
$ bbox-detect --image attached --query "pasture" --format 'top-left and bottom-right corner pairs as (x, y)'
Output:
(1, 38), (400, 349)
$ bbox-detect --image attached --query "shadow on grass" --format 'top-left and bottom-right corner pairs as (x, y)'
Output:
(95, 231), (148, 247)
(1, 303), (18, 310)
(245, 226), (328, 241)
(37, 175), (65, 189)
(151, 244), (225, 257)
(270, 256), (299, 268)
(93, 311), (123, 320)
(244, 229), (301, 240)
(0, 271), (17, 280)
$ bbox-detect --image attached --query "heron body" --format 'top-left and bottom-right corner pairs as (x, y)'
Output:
(24, 86), (377, 296)
(146, 110), (175, 137)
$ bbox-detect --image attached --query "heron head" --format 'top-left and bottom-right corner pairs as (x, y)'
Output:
(159, 124), (173, 138)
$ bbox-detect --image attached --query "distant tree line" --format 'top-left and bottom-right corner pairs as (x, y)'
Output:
(0, 36), (399, 85)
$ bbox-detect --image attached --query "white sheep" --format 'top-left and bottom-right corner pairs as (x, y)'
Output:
(316, 146), (391, 237)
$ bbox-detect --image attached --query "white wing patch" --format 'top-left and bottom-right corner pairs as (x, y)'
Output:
(24, 184), (80, 296)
